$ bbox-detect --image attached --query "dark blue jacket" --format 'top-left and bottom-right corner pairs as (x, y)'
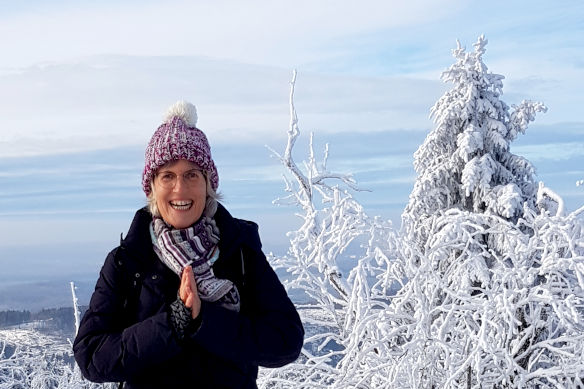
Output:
(73, 204), (304, 388)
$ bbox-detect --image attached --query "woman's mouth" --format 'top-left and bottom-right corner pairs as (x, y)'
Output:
(169, 200), (193, 211)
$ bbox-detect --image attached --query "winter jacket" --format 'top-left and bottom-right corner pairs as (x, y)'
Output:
(73, 204), (304, 389)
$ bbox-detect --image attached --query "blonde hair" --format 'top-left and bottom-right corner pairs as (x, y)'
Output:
(147, 170), (222, 219)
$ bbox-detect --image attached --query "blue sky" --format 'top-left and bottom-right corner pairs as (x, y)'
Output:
(0, 0), (583, 310)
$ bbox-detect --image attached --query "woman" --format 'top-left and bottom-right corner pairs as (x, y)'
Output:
(73, 101), (304, 388)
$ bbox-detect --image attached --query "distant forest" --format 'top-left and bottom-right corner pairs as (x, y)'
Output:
(0, 306), (88, 333)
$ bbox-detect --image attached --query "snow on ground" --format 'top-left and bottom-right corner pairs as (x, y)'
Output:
(0, 328), (113, 389)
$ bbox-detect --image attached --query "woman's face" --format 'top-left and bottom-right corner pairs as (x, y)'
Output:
(152, 159), (207, 229)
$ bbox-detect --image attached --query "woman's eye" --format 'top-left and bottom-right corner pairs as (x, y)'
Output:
(185, 171), (200, 180)
(160, 173), (175, 182)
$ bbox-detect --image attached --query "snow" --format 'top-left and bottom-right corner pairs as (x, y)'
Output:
(0, 328), (114, 388)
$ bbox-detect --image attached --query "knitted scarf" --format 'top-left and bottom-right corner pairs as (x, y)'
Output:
(150, 216), (240, 312)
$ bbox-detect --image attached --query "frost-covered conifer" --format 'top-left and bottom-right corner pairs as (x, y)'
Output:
(403, 35), (546, 252)
(384, 37), (584, 388)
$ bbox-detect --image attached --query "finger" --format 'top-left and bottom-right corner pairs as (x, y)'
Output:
(180, 284), (188, 302)
(185, 267), (197, 291)
(185, 293), (193, 309)
(182, 266), (190, 283)
(179, 267), (190, 301)
(183, 268), (192, 292)
(185, 273), (197, 296)
(184, 266), (192, 284)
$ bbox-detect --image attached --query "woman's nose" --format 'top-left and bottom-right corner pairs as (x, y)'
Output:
(172, 175), (186, 192)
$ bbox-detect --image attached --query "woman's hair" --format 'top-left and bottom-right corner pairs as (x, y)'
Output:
(147, 170), (223, 219)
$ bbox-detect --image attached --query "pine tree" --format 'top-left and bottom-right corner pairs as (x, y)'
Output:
(384, 37), (584, 388)
(402, 35), (546, 253)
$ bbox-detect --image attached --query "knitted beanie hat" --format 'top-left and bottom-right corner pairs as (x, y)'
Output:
(142, 101), (219, 196)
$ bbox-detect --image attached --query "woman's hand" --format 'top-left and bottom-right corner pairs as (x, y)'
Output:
(179, 266), (201, 319)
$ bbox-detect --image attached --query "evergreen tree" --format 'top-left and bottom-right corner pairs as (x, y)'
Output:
(385, 37), (584, 388)
(403, 35), (546, 253)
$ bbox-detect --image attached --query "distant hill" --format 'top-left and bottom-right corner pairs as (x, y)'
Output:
(0, 306), (88, 336)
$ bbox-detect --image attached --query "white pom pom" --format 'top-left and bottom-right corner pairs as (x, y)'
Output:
(164, 100), (198, 127)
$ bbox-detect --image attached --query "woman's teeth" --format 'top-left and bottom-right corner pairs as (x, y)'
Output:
(170, 201), (193, 210)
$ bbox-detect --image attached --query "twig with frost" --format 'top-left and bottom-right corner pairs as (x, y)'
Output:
(260, 70), (396, 389)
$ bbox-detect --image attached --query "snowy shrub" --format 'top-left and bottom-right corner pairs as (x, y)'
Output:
(369, 204), (584, 388)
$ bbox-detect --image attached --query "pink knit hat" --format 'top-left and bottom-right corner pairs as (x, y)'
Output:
(142, 101), (218, 196)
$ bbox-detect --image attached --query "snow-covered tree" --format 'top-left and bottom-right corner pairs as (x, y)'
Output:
(259, 71), (397, 388)
(384, 37), (584, 387)
(403, 35), (547, 253)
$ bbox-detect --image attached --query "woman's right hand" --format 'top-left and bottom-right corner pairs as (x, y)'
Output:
(179, 266), (201, 319)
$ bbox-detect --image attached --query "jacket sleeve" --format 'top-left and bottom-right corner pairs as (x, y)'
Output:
(72, 248), (182, 383)
(187, 226), (304, 368)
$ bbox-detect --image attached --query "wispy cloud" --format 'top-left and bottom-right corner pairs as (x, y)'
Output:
(0, 0), (463, 69)
(0, 55), (445, 157)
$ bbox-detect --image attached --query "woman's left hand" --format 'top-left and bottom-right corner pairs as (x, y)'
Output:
(179, 266), (201, 319)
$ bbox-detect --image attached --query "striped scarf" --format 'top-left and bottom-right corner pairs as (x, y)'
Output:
(150, 216), (240, 312)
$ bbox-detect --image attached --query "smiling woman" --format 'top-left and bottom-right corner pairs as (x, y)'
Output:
(72, 101), (304, 389)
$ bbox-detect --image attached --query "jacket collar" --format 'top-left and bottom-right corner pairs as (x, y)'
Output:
(121, 206), (155, 261)
(214, 202), (244, 260)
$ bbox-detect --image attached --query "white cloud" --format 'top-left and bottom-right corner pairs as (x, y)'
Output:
(0, 55), (442, 157)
